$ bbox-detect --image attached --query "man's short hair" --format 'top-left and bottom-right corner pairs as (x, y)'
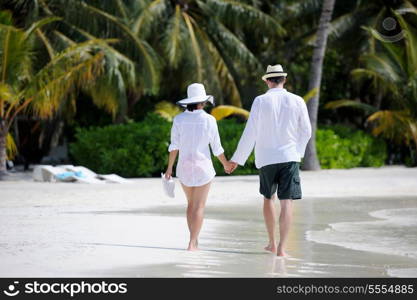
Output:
(266, 76), (286, 84)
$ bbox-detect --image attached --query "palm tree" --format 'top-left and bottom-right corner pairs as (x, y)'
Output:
(325, 5), (417, 164)
(274, 0), (406, 53)
(28, 0), (280, 108)
(4, 0), (160, 122)
(266, 0), (408, 113)
(303, 0), (336, 170)
(0, 10), (108, 177)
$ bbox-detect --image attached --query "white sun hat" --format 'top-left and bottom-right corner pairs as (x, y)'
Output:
(176, 83), (214, 107)
(262, 64), (287, 81)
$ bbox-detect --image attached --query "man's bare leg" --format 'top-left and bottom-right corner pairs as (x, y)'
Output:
(277, 199), (293, 257)
(187, 182), (211, 251)
(263, 196), (277, 253)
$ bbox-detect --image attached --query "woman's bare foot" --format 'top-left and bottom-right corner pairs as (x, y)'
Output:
(264, 242), (277, 253)
(187, 241), (199, 251)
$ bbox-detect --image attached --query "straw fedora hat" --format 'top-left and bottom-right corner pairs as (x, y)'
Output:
(176, 83), (214, 107)
(261, 64), (287, 81)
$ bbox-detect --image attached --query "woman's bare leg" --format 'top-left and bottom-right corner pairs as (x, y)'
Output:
(181, 183), (194, 233)
(188, 182), (211, 251)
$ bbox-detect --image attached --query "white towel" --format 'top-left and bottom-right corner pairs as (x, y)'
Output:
(161, 173), (175, 198)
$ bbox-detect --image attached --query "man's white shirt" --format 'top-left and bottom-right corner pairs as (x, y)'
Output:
(231, 87), (312, 169)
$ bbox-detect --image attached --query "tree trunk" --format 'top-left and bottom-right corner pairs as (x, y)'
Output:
(0, 122), (7, 178)
(303, 0), (336, 170)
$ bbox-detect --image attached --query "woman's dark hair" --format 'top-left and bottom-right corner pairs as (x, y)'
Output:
(267, 76), (286, 84)
(187, 102), (207, 111)
(186, 103), (199, 112)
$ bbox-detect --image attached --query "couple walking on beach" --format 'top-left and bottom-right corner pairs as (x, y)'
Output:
(164, 64), (312, 256)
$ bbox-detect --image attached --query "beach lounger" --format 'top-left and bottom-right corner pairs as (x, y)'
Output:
(73, 176), (105, 184)
(65, 166), (131, 184)
(33, 165), (103, 183)
(97, 174), (131, 184)
(33, 165), (49, 181)
(64, 166), (98, 178)
(39, 166), (76, 182)
(33, 165), (129, 184)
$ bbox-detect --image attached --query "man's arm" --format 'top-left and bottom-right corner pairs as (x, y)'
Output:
(296, 99), (312, 157)
(230, 99), (259, 166)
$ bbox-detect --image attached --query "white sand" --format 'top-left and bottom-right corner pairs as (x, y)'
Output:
(0, 166), (416, 277)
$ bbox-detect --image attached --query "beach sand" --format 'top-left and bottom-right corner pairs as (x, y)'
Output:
(0, 166), (416, 277)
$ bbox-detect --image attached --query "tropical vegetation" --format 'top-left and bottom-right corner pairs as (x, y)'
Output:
(0, 0), (416, 178)
(70, 115), (387, 177)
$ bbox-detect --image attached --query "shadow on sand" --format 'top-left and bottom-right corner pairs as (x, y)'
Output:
(84, 242), (266, 255)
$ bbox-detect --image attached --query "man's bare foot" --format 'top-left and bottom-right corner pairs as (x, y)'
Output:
(187, 241), (199, 251)
(264, 242), (277, 253)
(277, 246), (288, 257)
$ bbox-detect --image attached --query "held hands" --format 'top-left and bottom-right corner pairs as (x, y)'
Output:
(223, 161), (238, 174)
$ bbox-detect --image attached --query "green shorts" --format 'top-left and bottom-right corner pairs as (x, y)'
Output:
(259, 162), (302, 200)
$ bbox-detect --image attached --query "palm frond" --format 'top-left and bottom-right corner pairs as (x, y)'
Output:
(351, 68), (399, 96)
(63, 1), (161, 94)
(0, 22), (33, 87)
(203, 0), (285, 35)
(0, 10), (14, 25)
(303, 87), (318, 103)
(115, 0), (129, 21)
(23, 16), (61, 39)
(325, 99), (378, 114)
(154, 101), (181, 121)
(394, 10), (417, 73)
(132, 0), (167, 37)
(366, 110), (415, 146)
(25, 40), (106, 118)
(359, 53), (402, 83)
(400, 1), (417, 14)
(88, 65), (126, 118)
(211, 105), (249, 120)
(6, 132), (17, 160)
(162, 5), (186, 67)
(206, 19), (260, 70)
(194, 24), (242, 107)
(36, 29), (55, 59)
(182, 12), (203, 82)
(285, 0), (322, 18)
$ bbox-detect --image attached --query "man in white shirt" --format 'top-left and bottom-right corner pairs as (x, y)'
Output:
(230, 64), (311, 257)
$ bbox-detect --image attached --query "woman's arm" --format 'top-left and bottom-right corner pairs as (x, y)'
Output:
(165, 150), (178, 179)
(217, 153), (233, 174)
(209, 118), (232, 173)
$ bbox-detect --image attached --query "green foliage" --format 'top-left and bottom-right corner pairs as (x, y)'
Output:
(71, 117), (387, 177)
(214, 119), (256, 175)
(317, 125), (387, 168)
(70, 114), (171, 177)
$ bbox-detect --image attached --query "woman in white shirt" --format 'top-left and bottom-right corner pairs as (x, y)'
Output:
(165, 83), (231, 251)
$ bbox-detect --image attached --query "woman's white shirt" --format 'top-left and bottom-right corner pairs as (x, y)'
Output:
(168, 109), (224, 187)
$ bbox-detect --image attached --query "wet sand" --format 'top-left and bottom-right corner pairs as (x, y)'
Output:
(0, 166), (416, 277)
